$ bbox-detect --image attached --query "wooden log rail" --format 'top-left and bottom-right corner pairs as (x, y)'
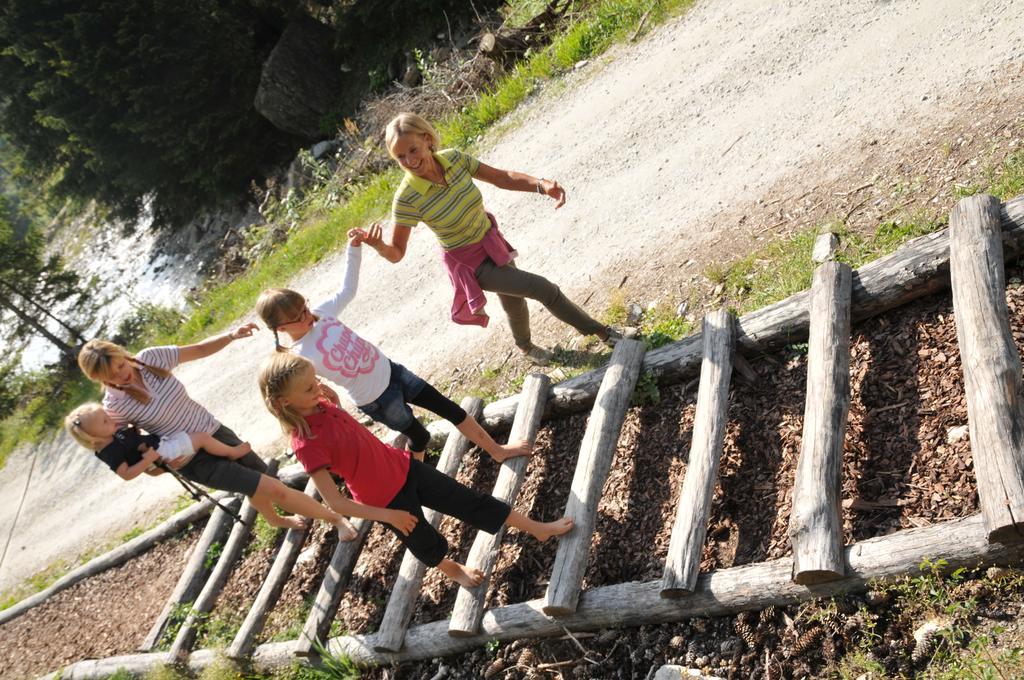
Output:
(950, 194), (1024, 543)
(423, 196), (1024, 447)
(450, 374), (551, 636)
(544, 339), (646, 616)
(661, 309), (735, 597)
(226, 479), (318, 659)
(789, 261), (852, 584)
(168, 460), (276, 661)
(139, 496), (242, 651)
(373, 398), (483, 653)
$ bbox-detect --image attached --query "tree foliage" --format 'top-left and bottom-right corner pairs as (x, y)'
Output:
(0, 0), (302, 227)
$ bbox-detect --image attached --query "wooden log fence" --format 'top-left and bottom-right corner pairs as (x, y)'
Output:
(373, 397), (483, 652)
(139, 495), (242, 651)
(661, 309), (735, 597)
(450, 374), (551, 636)
(544, 339), (646, 616)
(789, 261), (852, 584)
(950, 193), (1024, 543)
(226, 478), (318, 659)
(168, 461), (276, 661)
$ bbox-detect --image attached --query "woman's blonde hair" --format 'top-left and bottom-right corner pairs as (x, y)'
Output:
(255, 288), (317, 351)
(384, 112), (440, 159)
(77, 340), (170, 405)
(65, 402), (109, 450)
(258, 352), (316, 439)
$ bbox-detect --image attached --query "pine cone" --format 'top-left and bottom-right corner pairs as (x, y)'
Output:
(789, 626), (824, 658)
(517, 648), (538, 668)
(483, 658), (506, 679)
(760, 605), (778, 624)
(822, 635), (837, 663)
(734, 617), (758, 648)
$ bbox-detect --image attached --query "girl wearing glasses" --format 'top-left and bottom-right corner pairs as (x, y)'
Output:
(255, 231), (530, 464)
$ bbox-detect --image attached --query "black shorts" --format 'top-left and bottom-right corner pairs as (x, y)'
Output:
(385, 458), (510, 567)
(177, 425), (269, 497)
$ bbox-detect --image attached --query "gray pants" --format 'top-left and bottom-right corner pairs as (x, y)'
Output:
(475, 259), (605, 349)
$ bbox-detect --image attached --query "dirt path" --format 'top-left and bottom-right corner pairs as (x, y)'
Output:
(2, 0), (1022, 595)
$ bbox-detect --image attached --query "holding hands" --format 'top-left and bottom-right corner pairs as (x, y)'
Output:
(349, 224), (385, 249)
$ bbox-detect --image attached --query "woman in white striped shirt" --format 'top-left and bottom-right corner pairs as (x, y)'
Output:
(78, 331), (356, 538)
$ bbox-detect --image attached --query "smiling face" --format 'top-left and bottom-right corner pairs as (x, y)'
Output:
(79, 407), (119, 440)
(389, 132), (436, 178)
(280, 364), (322, 414)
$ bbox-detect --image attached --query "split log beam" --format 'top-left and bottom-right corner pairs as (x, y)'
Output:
(373, 398), (483, 652)
(544, 339), (646, 616)
(0, 490), (231, 626)
(789, 261), (852, 583)
(293, 517), (372, 656)
(168, 461), (275, 661)
(139, 496), (242, 650)
(950, 193), (1024, 543)
(40, 514), (1023, 678)
(661, 309), (735, 597)
(449, 374), (551, 636)
(226, 479), (318, 659)
(425, 195), (1024, 447)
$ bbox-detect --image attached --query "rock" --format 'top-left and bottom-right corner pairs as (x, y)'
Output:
(574, 59), (589, 69)
(653, 665), (725, 680)
(676, 301), (689, 317)
(626, 302), (644, 325)
(946, 424), (969, 444)
(254, 16), (346, 139)
(812, 232), (839, 263)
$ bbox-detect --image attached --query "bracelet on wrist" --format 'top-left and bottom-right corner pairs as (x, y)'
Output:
(536, 179), (546, 195)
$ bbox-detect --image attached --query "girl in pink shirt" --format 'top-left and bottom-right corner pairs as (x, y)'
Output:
(258, 352), (573, 587)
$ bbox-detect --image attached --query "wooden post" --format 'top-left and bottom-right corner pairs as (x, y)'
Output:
(293, 518), (372, 656)
(168, 461), (275, 661)
(139, 496), (241, 650)
(660, 310), (735, 597)
(950, 193), (1024, 543)
(373, 398), (483, 652)
(449, 374), (551, 636)
(543, 339), (646, 616)
(789, 261), (852, 584)
(226, 479), (319, 659)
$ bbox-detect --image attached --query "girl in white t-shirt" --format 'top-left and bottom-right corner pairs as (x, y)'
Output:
(255, 230), (530, 463)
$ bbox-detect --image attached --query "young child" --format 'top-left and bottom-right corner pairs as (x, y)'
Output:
(258, 352), (573, 587)
(255, 230), (530, 464)
(66, 402), (251, 481)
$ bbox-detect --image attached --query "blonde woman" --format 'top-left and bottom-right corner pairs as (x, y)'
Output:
(77, 336), (357, 538)
(356, 112), (627, 366)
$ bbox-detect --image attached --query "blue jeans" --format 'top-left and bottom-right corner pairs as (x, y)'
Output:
(358, 362), (427, 433)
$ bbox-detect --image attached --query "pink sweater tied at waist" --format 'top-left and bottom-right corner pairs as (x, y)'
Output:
(441, 213), (517, 327)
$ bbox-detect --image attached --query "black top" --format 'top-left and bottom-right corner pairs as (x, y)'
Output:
(95, 425), (161, 473)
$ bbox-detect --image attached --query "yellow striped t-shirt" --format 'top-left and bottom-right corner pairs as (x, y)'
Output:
(391, 149), (492, 250)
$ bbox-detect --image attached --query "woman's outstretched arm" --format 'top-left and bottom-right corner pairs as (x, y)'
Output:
(473, 161), (567, 208)
(358, 223), (412, 263)
(177, 323), (258, 363)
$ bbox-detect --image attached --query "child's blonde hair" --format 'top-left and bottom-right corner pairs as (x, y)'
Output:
(255, 288), (316, 351)
(65, 402), (108, 450)
(385, 112), (440, 159)
(258, 352), (316, 439)
(77, 339), (170, 404)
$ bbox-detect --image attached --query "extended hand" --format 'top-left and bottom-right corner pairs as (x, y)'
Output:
(361, 223), (385, 248)
(229, 322), (259, 340)
(541, 179), (567, 209)
(388, 509), (419, 536)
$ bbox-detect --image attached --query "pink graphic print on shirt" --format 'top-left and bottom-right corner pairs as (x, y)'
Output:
(315, 318), (380, 377)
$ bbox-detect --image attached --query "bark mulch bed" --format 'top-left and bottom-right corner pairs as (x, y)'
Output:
(4, 275), (1024, 679)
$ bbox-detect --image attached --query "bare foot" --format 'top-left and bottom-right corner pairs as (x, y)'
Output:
(334, 516), (358, 541)
(438, 559), (485, 588)
(531, 516), (574, 542)
(275, 515), (309, 531)
(232, 442), (252, 459)
(493, 439), (533, 462)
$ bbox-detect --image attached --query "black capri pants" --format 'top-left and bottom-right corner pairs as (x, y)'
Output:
(384, 458), (511, 567)
(177, 424), (269, 497)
